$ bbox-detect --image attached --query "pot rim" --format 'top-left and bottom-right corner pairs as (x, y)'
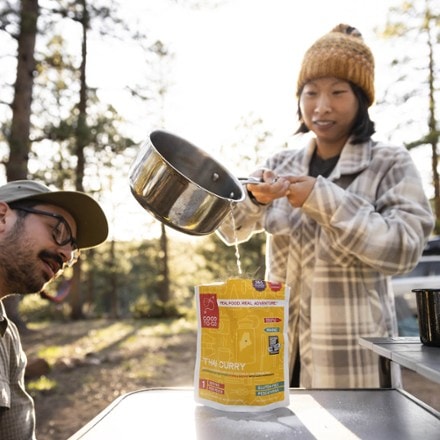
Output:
(147, 129), (245, 202)
(412, 288), (440, 293)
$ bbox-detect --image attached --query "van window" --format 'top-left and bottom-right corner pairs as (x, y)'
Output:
(394, 260), (440, 279)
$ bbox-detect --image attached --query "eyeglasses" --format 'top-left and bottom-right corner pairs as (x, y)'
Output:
(13, 206), (80, 267)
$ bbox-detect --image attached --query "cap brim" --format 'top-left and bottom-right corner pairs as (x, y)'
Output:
(21, 191), (108, 249)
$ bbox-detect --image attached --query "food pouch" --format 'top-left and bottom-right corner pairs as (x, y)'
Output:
(194, 278), (290, 411)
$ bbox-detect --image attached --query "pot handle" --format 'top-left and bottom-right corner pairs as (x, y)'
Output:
(238, 177), (264, 185)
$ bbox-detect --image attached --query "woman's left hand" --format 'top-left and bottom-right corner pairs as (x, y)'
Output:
(285, 176), (317, 207)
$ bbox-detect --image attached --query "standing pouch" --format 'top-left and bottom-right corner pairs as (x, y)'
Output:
(194, 278), (290, 411)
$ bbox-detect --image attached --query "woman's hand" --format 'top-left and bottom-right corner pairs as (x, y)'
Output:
(246, 169), (290, 205)
(285, 176), (316, 207)
(246, 170), (316, 207)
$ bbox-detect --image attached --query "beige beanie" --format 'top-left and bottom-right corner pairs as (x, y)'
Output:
(296, 24), (375, 106)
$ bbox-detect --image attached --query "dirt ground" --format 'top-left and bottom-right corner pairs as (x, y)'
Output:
(21, 319), (198, 440)
(21, 319), (440, 440)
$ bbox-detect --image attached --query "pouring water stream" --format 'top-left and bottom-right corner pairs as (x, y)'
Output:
(229, 201), (242, 276)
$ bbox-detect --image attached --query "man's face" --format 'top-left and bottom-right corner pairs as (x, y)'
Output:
(0, 203), (78, 295)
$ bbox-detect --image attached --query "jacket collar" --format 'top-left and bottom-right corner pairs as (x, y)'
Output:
(0, 300), (9, 337)
(336, 137), (373, 178)
(299, 134), (372, 180)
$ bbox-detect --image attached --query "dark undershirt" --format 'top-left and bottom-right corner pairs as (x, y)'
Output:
(308, 148), (340, 178)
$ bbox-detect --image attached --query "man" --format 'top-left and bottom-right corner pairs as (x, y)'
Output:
(0, 180), (108, 440)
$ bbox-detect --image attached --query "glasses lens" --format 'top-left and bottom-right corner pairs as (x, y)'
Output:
(54, 220), (79, 267)
(53, 219), (72, 246)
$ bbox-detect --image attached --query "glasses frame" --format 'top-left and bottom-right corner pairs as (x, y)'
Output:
(13, 206), (80, 267)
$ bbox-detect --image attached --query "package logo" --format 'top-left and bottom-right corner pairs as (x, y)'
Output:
(252, 280), (267, 291)
(200, 293), (219, 328)
(268, 282), (282, 292)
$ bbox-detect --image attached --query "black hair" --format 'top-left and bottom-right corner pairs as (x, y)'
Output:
(295, 82), (375, 145)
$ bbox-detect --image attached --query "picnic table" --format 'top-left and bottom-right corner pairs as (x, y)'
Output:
(69, 337), (440, 439)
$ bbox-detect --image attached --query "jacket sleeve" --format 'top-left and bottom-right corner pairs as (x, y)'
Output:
(302, 148), (434, 275)
(216, 146), (301, 246)
(216, 192), (267, 245)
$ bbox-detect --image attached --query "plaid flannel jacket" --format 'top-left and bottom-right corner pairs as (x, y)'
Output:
(217, 134), (434, 388)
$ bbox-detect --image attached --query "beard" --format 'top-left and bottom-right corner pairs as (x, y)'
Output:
(0, 218), (54, 295)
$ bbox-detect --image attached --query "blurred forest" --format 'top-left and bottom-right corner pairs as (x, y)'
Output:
(0, 0), (439, 325)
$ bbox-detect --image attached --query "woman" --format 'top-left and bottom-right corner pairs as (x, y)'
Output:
(217, 24), (434, 388)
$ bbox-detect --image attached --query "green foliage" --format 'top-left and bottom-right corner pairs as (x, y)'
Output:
(20, 229), (267, 322)
(3, 0), (272, 323)
(197, 233), (266, 281)
(131, 297), (184, 319)
(377, 0), (439, 232)
(20, 292), (70, 322)
(36, 345), (64, 364)
(26, 376), (58, 394)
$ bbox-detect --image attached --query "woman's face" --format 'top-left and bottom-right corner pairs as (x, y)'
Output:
(299, 77), (359, 151)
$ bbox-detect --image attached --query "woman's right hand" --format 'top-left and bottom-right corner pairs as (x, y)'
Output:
(246, 169), (290, 205)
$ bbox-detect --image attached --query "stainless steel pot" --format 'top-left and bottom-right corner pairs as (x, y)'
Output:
(412, 288), (440, 347)
(129, 130), (245, 235)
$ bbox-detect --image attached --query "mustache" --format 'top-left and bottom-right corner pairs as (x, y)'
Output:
(39, 250), (65, 272)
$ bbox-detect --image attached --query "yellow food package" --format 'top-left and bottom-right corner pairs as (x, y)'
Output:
(194, 278), (290, 411)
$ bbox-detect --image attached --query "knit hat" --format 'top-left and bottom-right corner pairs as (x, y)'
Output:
(296, 24), (375, 106)
(0, 180), (108, 249)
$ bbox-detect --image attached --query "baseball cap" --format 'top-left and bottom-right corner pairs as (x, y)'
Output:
(0, 180), (108, 249)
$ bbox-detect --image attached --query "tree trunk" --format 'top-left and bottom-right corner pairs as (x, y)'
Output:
(431, 141), (439, 232)
(7, 0), (38, 181)
(4, 0), (39, 330)
(109, 239), (119, 318)
(425, 8), (440, 232)
(69, 0), (88, 320)
(69, 260), (84, 320)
